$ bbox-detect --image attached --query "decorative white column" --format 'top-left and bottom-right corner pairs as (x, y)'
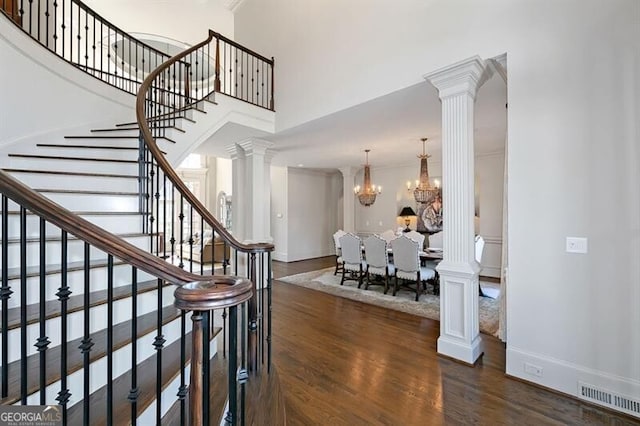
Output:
(424, 56), (490, 365)
(339, 166), (358, 233)
(227, 143), (246, 241)
(237, 138), (275, 243)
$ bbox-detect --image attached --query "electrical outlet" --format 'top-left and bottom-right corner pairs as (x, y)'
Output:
(566, 237), (588, 253)
(524, 362), (543, 377)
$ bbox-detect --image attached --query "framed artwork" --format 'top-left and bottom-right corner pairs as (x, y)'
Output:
(416, 192), (442, 233)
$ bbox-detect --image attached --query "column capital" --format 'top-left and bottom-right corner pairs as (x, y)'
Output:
(238, 138), (275, 156)
(226, 143), (244, 160)
(338, 166), (359, 178)
(424, 55), (490, 99)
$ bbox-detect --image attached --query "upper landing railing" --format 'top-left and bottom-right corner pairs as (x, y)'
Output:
(1, 0), (275, 110)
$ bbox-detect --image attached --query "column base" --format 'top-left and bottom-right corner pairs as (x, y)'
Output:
(437, 334), (484, 365)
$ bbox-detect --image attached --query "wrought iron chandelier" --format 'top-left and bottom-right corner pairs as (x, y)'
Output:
(354, 149), (381, 207)
(407, 137), (440, 204)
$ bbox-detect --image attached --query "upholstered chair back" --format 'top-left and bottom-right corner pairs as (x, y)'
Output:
(392, 235), (420, 277)
(428, 231), (443, 249)
(405, 230), (425, 250)
(363, 235), (388, 269)
(339, 233), (363, 268)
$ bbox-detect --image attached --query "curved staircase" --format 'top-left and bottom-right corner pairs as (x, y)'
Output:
(0, 1), (282, 424)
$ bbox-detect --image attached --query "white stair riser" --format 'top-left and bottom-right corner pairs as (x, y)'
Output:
(40, 192), (139, 212)
(2, 214), (143, 239)
(138, 334), (219, 425)
(10, 172), (139, 194)
(35, 147), (139, 162)
(1, 235), (150, 269)
(8, 157), (138, 176)
(0, 285), (177, 364)
(3, 265), (158, 310)
(25, 313), (190, 408)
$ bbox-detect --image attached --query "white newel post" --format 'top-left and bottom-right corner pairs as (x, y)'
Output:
(424, 56), (490, 365)
(339, 166), (358, 233)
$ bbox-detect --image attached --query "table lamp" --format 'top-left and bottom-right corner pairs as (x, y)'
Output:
(399, 206), (416, 232)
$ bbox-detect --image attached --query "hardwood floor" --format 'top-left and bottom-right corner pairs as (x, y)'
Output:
(271, 257), (639, 425)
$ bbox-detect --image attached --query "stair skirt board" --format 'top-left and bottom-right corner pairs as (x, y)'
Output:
(1, 213), (144, 239)
(1, 235), (151, 269)
(0, 285), (176, 364)
(2, 263), (156, 310)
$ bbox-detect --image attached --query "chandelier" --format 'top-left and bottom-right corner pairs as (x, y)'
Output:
(354, 149), (381, 207)
(407, 137), (440, 204)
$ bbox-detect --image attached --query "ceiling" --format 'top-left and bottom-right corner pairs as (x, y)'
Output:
(196, 71), (507, 171)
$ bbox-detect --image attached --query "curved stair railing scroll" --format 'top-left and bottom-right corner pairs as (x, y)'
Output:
(0, 0), (188, 96)
(0, 169), (253, 425)
(136, 29), (275, 424)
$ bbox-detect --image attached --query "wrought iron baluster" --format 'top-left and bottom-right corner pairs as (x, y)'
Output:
(56, 230), (71, 423)
(224, 305), (238, 426)
(267, 251), (272, 372)
(129, 267), (139, 425)
(202, 310), (210, 426)
(1, 195), (10, 398)
(154, 277), (165, 425)
(107, 254), (114, 425)
(178, 311), (187, 426)
(37, 217), (49, 404)
(80, 242), (93, 424)
(19, 207), (27, 404)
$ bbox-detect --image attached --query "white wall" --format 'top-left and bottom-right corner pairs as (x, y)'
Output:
(476, 152), (505, 278)
(83, 0), (235, 45)
(284, 168), (341, 262)
(236, 0), (640, 409)
(270, 166), (288, 261)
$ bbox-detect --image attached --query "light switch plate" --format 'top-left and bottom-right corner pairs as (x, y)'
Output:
(566, 237), (588, 254)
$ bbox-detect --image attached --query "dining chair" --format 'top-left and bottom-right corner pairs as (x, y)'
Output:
(339, 233), (367, 288)
(428, 231), (443, 249)
(363, 235), (395, 294)
(332, 229), (347, 275)
(405, 230), (425, 250)
(392, 235), (436, 301)
(379, 229), (397, 246)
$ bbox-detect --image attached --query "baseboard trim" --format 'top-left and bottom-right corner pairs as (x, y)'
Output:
(506, 346), (640, 419)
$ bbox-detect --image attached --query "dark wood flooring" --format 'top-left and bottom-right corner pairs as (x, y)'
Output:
(271, 256), (639, 425)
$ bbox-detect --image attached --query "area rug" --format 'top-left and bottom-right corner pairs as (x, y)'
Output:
(278, 268), (500, 337)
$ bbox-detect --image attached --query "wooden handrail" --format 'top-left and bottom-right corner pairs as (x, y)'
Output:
(211, 30), (274, 65)
(136, 29), (274, 254)
(0, 170), (221, 286)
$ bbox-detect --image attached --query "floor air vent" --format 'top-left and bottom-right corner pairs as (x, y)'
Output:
(579, 382), (640, 417)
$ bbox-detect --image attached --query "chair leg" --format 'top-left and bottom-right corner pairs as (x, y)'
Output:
(393, 276), (398, 296)
(383, 274), (388, 294)
(357, 266), (363, 289)
(415, 272), (420, 302)
(334, 261), (338, 275)
(340, 266), (346, 285)
(365, 269), (370, 290)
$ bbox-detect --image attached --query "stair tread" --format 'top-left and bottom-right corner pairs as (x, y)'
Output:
(0, 210), (144, 216)
(92, 125), (185, 133)
(0, 305), (181, 406)
(67, 327), (222, 425)
(34, 188), (139, 196)
(116, 115), (196, 126)
(34, 144), (167, 156)
(64, 135), (177, 144)
(3, 169), (137, 180)
(8, 154), (137, 164)
(37, 144), (138, 151)
(1, 279), (164, 331)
